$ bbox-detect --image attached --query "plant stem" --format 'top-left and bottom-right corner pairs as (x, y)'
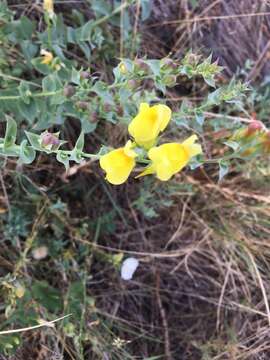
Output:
(204, 154), (239, 164)
(92, 1), (132, 27)
(0, 89), (62, 101)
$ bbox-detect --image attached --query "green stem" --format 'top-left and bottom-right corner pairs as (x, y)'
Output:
(137, 158), (151, 164)
(92, 1), (132, 27)
(0, 90), (62, 101)
(0, 72), (41, 88)
(204, 154), (239, 164)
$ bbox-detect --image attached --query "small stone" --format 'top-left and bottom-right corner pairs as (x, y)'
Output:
(121, 257), (139, 280)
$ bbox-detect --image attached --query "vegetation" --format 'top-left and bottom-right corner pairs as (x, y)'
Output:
(0, 1), (269, 359)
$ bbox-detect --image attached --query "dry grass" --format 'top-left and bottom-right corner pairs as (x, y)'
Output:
(144, 0), (270, 81)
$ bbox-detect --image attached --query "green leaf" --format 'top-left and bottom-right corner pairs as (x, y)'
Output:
(77, 20), (94, 41)
(56, 150), (70, 170)
(25, 131), (44, 151)
(80, 117), (97, 133)
(7, 16), (35, 41)
(18, 81), (31, 104)
(91, 0), (112, 16)
(78, 41), (91, 61)
(69, 131), (85, 163)
(19, 139), (36, 164)
(141, 0), (152, 21)
(223, 141), (239, 151)
(18, 99), (38, 123)
(195, 111), (205, 126)
(147, 60), (161, 76)
(70, 68), (81, 85)
(4, 116), (17, 149)
(218, 160), (229, 181)
(31, 58), (51, 75)
(20, 40), (38, 66)
(92, 81), (113, 103)
(74, 131), (84, 152)
(42, 73), (62, 92)
(203, 75), (216, 88)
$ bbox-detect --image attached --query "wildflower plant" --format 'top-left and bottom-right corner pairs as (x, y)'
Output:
(0, 0), (270, 357)
(0, 0), (269, 186)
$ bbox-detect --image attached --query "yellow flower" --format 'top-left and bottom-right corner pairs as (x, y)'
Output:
(119, 62), (128, 74)
(43, 0), (54, 13)
(40, 49), (53, 65)
(128, 103), (172, 148)
(138, 135), (202, 181)
(100, 141), (137, 185)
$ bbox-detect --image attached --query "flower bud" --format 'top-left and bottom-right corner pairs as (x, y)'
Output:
(103, 103), (112, 112)
(134, 59), (149, 72)
(161, 58), (178, 70)
(90, 111), (99, 123)
(80, 71), (91, 80)
(15, 285), (25, 299)
(127, 79), (139, 90)
(41, 132), (60, 148)
(246, 120), (264, 136)
(76, 101), (88, 111)
(116, 105), (123, 116)
(119, 62), (128, 74)
(146, 78), (155, 90)
(186, 53), (200, 65)
(63, 85), (76, 98)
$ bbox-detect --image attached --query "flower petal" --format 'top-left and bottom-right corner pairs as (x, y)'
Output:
(128, 103), (172, 148)
(123, 140), (137, 158)
(154, 104), (172, 131)
(100, 148), (135, 185)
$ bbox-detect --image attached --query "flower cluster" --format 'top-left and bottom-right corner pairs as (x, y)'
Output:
(100, 103), (202, 185)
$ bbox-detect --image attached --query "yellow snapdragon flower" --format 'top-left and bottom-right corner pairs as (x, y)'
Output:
(128, 103), (172, 149)
(100, 141), (137, 185)
(43, 0), (54, 13)
(138, 135), (202, 181)
(40, 49), (54, 65)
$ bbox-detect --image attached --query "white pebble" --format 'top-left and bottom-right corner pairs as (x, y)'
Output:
(121, 257), (139, 280)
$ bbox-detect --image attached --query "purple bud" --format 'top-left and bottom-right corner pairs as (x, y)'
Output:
(162, 58), (178, 69)
(63, 85), (76, 97)
(103, 103), (112, 112)
(41, 132), (60, 147)
(127, 79), (139, 89)
(80, 71), (91, 80)
(90, 111), (99, 123)
(76, 101), (88, 110)
(134, 59), (149, 72)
